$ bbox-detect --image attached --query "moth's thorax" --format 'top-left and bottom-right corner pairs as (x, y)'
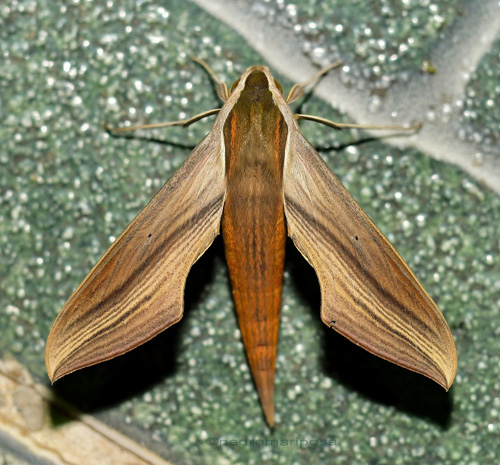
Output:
(223, 70), (287, 178)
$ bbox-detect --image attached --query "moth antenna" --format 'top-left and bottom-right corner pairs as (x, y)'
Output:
(296, 114), (422, 132)
(286, 61), (342, 103)
(191, 56), (229, 102)
(105, 108), (220, 133)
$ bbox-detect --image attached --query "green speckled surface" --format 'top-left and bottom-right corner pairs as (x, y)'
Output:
(1, 0), (499, 464)
(463, 33), (500, 151)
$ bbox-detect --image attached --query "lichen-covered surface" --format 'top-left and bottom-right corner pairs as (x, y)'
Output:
(0, 0), (499, 464)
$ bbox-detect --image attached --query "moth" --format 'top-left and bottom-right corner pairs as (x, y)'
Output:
(46, 59), (457, 427)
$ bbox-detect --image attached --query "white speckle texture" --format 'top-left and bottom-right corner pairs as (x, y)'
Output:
(0, 0), (499, 464)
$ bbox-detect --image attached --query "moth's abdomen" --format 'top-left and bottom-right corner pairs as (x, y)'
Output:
(221, 172), (286, 428)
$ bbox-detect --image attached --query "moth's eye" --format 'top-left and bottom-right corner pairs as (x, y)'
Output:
(230, 78), (241, 93)
(273, 79), (283, 94)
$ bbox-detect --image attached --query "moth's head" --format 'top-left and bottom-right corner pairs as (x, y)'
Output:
(218, 65), (296, 128)
(229, 66), (283, 97)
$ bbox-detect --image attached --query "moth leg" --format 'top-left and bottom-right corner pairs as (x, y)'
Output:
(191, 56), (229, 102)
(104, 108), (221, 133)
(295, 114), (422, 132)
(286, 61), (342, 103)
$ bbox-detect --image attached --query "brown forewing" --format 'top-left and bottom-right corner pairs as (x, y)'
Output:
(282, 130), (457, 389)
(45, 130), (227, 382)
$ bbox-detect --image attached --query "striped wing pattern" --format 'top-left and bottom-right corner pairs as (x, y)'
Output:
(283, 131), (457, 389)
(46, 132), (226, 382)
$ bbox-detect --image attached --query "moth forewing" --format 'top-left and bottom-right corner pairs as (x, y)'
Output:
(45, 130), (227, 382)
(282, 130), (457, 390)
